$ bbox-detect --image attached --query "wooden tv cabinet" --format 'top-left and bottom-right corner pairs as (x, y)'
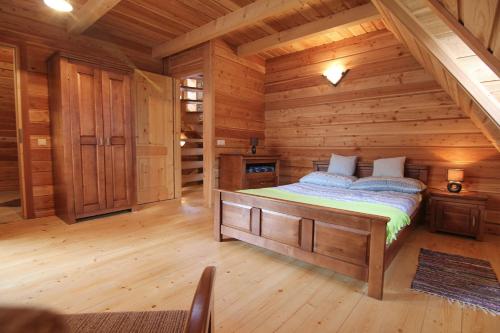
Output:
(219, 154), (280, 191)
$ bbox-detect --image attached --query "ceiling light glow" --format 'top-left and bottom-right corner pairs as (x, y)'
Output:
(44, 0), (73, 12)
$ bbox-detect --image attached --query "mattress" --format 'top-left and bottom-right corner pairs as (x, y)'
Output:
(278, 183), (422, 216)
(240, 183), (422, 244)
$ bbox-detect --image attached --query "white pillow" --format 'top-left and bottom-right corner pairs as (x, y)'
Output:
(327, 154), (357, 176)
(372, 157), (406, 178)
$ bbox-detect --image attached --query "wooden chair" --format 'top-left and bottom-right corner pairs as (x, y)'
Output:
(0, 266), (216, 333)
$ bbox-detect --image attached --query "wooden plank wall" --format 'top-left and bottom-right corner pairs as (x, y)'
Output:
(26, 71), (53, 217)
(0, 46), (18, 192)
(0, 21), (163, 218)
(213, 40), (266, 186)
(213, 40), (266, 156)
(165, 40), (266, 187)
(264, 29), (500, 234)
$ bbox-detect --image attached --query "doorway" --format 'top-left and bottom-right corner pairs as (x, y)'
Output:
(0, 44), (25, 222)
(179, 75), (204, 195)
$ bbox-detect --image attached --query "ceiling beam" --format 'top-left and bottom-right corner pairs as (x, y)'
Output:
(152, 0), (308, 59)
(68, 0), (123, 34)
(426, 0), (500, 77)
(372, 0), (500, 151)
(237, 3), (380, 56)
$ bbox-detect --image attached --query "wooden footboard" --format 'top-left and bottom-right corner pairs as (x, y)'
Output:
(213, 189), (391, 299)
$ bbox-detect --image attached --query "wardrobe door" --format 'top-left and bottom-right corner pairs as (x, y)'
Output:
(101, 70), (134, 209)
(69, 63), (107, 216)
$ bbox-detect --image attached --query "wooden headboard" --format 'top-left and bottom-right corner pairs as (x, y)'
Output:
(313, 161), (429, 184)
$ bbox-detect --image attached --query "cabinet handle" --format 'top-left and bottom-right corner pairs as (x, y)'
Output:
(98, 137), (104, 146)
(472, 216), (476, 228)
(105, 137), (111, 146)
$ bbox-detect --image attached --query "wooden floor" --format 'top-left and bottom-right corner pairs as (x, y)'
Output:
(1, 188), (499, 332)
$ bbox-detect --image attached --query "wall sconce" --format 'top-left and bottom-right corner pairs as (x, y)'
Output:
(447, 168), (464, 193)
(323, 65), (349, 86)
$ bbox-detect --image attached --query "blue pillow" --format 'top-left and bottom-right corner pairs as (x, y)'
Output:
(350, 176), (426, 194)
(299, 172), (357, 188)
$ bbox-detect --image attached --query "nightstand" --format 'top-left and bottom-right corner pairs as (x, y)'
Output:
(428, 189), (488, 240)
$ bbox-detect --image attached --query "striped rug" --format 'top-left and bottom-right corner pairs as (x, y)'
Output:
(411, 248), (500, 315)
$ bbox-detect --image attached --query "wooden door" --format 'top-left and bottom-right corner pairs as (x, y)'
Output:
(69, 63), (107, 216)
(134, 71), (175, 204)
(101, 70), (134, 209)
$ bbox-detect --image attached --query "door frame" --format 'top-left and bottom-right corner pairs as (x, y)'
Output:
(0, 42), (29, 218)
(202, 42), (215, 208)
(163, 41), (215, 208)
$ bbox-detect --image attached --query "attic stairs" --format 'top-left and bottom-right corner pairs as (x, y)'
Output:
(181, 78), (204, 186)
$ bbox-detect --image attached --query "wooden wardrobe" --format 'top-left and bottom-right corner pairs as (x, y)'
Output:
(48, 53), (135, 223)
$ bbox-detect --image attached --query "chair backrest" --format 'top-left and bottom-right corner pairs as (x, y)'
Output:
(184, 266), (216, 333)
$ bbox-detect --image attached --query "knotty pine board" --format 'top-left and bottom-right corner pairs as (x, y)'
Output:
(264, 30), (500, 232)
(212, 41), (268, 186)
(213, 40), (266, 157)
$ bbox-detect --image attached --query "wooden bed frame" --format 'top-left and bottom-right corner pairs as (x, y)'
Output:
(213, 161), (428, 299)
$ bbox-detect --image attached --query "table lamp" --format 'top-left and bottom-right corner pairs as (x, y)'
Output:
(447, 169), (464, 193)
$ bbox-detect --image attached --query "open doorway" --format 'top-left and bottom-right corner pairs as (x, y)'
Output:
(0, 44), (24, 223)
(180, 75), (204, 196)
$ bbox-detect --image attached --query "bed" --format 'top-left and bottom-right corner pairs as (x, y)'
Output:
(213, 161), (429, 299)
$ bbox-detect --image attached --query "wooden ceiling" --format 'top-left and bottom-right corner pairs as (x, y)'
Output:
(401, 0), (500, 102)
(2, 0), (384, 59)
(433, 0), (500, 74)
(373, 0), (500, 151)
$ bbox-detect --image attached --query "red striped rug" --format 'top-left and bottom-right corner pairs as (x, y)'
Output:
(411, 248), (500, 315)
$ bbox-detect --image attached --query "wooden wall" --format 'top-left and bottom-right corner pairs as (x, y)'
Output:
(212, 40), (266, 187)
(0, 46), (18, 192)
(166, 40), (266, 188)
(165, 40), (266, 155)
(213, 40), (266, 156)
(264, 29), (500, 233)
(0, 15), (163, 218)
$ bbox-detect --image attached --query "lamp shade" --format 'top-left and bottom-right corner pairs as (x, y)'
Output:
(323, 65), (348, 86)
(447, 169), (464, 182)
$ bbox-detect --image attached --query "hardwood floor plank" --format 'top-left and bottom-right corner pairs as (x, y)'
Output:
(0, 188), (499, 332)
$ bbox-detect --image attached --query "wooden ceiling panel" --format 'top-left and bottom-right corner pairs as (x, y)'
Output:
(2, 0), (379, 59)
(431, 0), (500, 76)
(0, 0), (69, 28)
(373, 0), (500, 150)
(400, 0), (500, 101)
(88, 0), (373, 56)
(78, 0), (220, 50)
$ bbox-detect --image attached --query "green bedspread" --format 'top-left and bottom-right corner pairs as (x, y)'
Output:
(239, 188), (411, 245)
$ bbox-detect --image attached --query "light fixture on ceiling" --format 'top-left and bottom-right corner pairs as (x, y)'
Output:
(323, 65), (349, 87)
(44, 0), (73, 12)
